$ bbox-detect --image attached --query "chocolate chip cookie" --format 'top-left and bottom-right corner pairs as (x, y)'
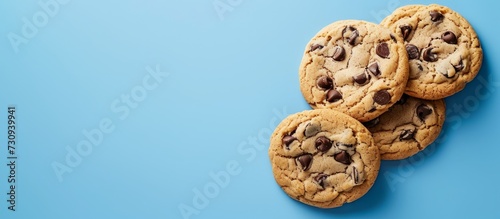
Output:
(363, 95), (446, 160)
(269, 109), (380, 208)
(381, 4), (483, 100)
(299, 20), (409, 122)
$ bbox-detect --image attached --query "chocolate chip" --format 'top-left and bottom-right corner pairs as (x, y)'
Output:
(399, 129), (415, 140)
(348, 29), (359, 45)
(304, 122), (321, 137)
(453, 60), (464, 72)
(442, 31), (457, 44)
(368, 107), (376, 113)
(396, 94), (408, 105)
(310, 44), (324, 52)
(416, 104), (433, 121)
(334, 151), (351, 165)
(332, 46), (346, 61)
(282, 135), (297, 149)
(400, 25), (412, 41)
(315, 136), (332, 152)
(405, 44), (419, 60)
(317, 76), (333, 90)
(417, 63), (424, 71)
(373, 90), (391, 105)
(368, 62), (380, 76)
(342, 26), (348, 35)
(376, 42), (390, 58)
(352, 167), (360, 185)
(441, 73), (453, 79)
(390, 34), (397, 43)
(430, 11), (444, 22)
(362, 117), (379, 128)
(353, 71), (370, 85)
(326, 89), (342, 102)
(338, 143), (354, 148)
(422, 47), (438, 62)
(314, 174), (328, 188)
(296, 154), (313, 171)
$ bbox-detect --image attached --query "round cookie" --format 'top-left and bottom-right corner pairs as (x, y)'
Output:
(363, 95), (446, 160)
(381, 4), (483, 100)
(299, 20), (409, 122)
(268, 109), (380, 208)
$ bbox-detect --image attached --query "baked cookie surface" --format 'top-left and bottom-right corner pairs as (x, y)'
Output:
(299, 20), (409, 122)
(363, 95), (446, 160)
(269, 109), (380, 208)
(381, 4), (483, 100)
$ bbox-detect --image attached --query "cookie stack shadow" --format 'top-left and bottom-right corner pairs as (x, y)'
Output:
(268, 4), (482, 209)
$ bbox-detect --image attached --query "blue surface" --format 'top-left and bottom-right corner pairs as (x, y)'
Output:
(1, 0), (499, 218)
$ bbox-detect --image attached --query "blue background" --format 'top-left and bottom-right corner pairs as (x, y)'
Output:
(1, 0), (499, 218)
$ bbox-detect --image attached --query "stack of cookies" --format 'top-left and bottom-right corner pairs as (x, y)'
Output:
(268, 4), (482, 208)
